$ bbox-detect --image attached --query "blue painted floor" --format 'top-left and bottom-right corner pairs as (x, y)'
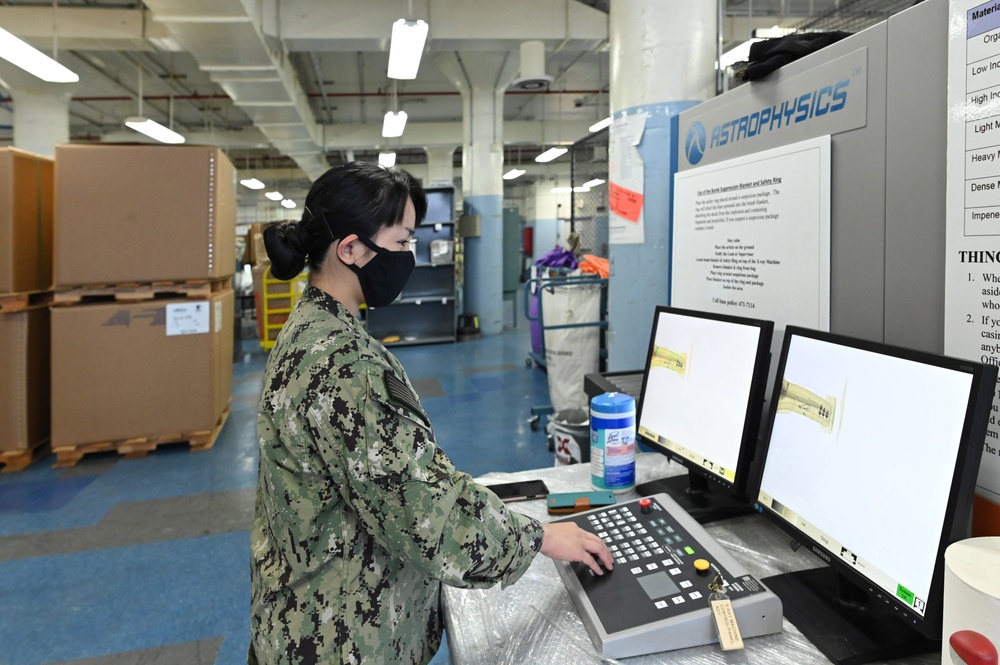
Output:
(0, 322), (556, 665)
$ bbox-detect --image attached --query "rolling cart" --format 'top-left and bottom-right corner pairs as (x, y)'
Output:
(523, 268), (608, 433)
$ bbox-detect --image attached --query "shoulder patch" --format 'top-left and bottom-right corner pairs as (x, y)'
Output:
(384, 370), (429, 426)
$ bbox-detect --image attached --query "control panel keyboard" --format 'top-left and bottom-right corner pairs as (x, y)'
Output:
(552, 493), (783, 658)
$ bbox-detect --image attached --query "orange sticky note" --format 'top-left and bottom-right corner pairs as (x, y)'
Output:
(609, 181), (644, 222)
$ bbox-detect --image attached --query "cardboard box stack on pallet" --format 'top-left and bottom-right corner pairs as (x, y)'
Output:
(50, 144), (236, 468)
(0, 148), (54, 472)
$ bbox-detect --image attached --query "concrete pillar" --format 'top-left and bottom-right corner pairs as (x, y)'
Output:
(0, 63), (75, 157)
(424, 145), (456, 187)
(435, 51), (518, 336)
(606, 0), (717, 370)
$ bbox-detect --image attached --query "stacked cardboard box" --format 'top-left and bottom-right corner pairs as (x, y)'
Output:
(51, 145), (236, 457)
(0, 148), (53, 465)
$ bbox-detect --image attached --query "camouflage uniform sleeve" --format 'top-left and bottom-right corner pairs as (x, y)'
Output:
(306, 359), (544, 590)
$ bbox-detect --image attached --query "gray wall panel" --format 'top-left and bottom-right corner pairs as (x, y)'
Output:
(675, 1), (949, 348)
(884, 0), (948, 353)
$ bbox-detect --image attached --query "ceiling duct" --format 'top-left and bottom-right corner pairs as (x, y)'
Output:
(511, 41), (553, 91)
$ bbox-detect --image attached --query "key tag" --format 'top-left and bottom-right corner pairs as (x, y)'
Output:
(708, 571), (745, 651)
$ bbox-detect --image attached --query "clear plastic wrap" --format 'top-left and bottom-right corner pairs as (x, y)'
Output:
(442, 454), (939, 664)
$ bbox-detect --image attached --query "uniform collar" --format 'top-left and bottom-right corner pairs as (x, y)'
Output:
(302, 284), (363, 327)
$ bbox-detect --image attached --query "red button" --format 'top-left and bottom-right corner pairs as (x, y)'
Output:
(639, 497), (652, 513)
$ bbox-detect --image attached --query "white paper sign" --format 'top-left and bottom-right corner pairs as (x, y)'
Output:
(946, 0), (1000, 504)
(166, 301), (211, 336)
(671, 135), (831, 332)
(608, 113), (647, 244)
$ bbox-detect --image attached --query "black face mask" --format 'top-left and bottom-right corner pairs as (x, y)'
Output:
(347, 235), (415, 307)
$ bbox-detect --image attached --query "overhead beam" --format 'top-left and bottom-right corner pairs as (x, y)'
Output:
(275, 0), (608, 52)
(0, 7), (173, 51)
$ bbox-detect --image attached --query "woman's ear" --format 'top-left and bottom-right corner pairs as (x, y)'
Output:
(335, 233), (360, 265)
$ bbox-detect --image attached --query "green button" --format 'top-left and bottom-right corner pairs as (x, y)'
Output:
(896, 584), (915, 606)
(684, 546), (695, 555)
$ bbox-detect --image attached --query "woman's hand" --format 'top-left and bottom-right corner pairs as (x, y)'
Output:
(540, 522), (614, 575)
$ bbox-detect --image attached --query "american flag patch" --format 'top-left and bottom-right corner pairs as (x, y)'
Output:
(384, 370), (429, 426)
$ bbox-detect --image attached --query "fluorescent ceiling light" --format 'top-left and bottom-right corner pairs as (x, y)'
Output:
(239, 178), (265, 190)
(387, 19), (429, 80)
(265, 191), (283, 201)
(281, 199), (297, 209)
(718, 39), (763, 70)
(589, 117), (612, 133)
(503, 169), (526, 180)
(535, 147), (568, 163)
(378, 152), (397, 168)
(0, 27), (79, 83)
(582, 178), (606, 188)
(755, 25), (795, 39)
(382, 110), (408, 138)
(550, 186), (591, 194)
(125, 117), (185, 144)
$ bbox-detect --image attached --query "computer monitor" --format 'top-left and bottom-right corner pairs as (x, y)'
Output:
(634, 306), (773, 522)
(754, 326), (996, 665)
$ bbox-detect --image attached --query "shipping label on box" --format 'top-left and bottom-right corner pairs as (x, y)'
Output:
(166, 301), (210, 336)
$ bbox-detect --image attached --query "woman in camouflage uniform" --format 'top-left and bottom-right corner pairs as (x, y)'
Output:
(249, 162), (612, 665)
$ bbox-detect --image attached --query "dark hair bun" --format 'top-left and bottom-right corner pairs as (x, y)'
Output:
(263, 221), (309, 280)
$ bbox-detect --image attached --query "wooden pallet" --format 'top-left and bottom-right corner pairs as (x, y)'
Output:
(0, 439), (51, 473)
(51, 405), (231, 468)
(52, 278), (229, 306)
(0, 290), (53, 313)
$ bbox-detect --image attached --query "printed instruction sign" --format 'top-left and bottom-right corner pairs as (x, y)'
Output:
(166, 301), (211, 336)
(946, 0), (1000, 505)
(608, 112), (647, 244)
(671, 135), (831, 333)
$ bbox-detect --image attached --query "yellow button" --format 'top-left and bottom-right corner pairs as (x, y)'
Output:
(694, 558), (711, 575)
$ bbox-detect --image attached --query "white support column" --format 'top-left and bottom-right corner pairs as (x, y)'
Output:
(435, 51), (518, 336)
(606, 0), (717, 370)
(424, 145), (456, 187)
(0, 63), (76, 158)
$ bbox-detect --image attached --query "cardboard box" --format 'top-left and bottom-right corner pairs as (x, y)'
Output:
(51, 289), (234, 447)
(0, 148), (53, 294)
(0, 308), (50, 452)
(54, 144), (236, 287)
(242, 223), (270, 266)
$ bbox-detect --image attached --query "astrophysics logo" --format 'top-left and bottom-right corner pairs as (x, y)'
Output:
(685, 122), (708, 165)
(684, 78), (850, 165)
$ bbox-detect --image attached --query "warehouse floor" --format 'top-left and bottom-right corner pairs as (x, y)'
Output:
(0, 322), (557, 665)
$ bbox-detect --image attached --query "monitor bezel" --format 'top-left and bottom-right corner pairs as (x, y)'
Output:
(634, 305), (774, 501)
(752, 325), (995, 638)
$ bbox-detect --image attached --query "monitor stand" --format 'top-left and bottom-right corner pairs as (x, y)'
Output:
(760, 567), (939, 665)
(633, 470), (754, 523)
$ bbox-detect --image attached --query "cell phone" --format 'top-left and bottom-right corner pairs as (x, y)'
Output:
(485, 479), (549, 503)
(546, 490), (617, 515)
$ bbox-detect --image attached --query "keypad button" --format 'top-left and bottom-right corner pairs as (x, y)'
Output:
(646, 562), (659, 571)
(630, 566), (643, 575)
(655, 600), (668, 609)
(672, 596), (685, 605)
(680, 580), (693, 589)
(669, 567), (682, 576)
(689, 591), (703, 600)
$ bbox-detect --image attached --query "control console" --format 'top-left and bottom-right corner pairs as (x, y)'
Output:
(551, 493), (782, 658)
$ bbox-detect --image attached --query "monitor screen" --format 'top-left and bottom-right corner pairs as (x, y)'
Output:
(424, 188), (454, 224)
(634, 306), (773, 522)
(755, 326), (995, 663)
